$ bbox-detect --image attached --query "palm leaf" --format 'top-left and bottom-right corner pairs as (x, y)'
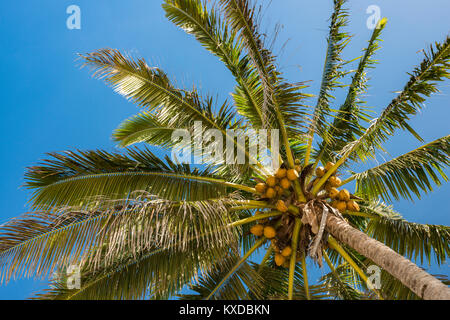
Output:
(361, 201), (450, 265)
(305, 0), (351, 161)
(339, 36), (450, 162)
(317, 17), (387, 163)
(24, 147), (255, 209)
(352, 135), (449, 201)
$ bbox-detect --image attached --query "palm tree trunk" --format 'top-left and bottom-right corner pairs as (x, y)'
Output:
(326, 214), (450, 300)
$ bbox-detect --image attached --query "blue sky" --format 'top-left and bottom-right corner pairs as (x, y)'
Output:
(0, 0), (449, 299)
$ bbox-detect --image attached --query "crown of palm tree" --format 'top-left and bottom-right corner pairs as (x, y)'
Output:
(1, 0), (449, 300)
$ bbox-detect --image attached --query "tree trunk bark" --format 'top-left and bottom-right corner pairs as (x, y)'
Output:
(326, 214), (450, 300)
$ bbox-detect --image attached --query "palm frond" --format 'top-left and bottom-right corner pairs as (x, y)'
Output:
(305, 0), (351, 158)
(317, 17), (387, 162)
(339, 36), (450, 162)
(32, 242), (231, 300)
(24, 147), (253, 209)
(178, 252), (265, 300)
(113, 111), (180, 148)
(162, 0), (266, 128)
(218, 0), (309, 151)
(361, 201), (450, 265)
(352, 135), (449, 201)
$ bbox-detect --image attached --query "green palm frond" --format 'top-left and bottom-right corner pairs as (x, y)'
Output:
(0, 195), (243, 285)
(305, 0), (351, 161)
(351, 135), (449, 201)
(339, 36), (450, 162)
(178, 252), (266, 300)
(361, 201), (450, 265)
(31, 242), (231, 300)
(218, 0), (309, 149)
(113, 111), (182, 148)
(319, 263), (367, 300)
(162, 0), (265, 128)
(25, 147), (254, 209)
(317, 17), (387, 163)
(0, 209), (107, 284)
(80, 48), (237, 132)
(80, 48), (269, 175)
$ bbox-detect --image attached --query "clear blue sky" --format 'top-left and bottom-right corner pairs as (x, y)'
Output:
(0, 0), (449, 299)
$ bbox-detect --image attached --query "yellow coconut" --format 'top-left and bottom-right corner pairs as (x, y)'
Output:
(287, 169), (299, 181)
(266, 176), (277, 187)
(324, 182), (333, 192)
(275, 253), (286, 266)
(329, 176), (342, 188)
(265, 187), (276, 199)
(316, 166), (326, 177)
(250, 224), (264, 237)
(295, 159), (301, 165)
(276, 200), (288, 213)
(325, 161), (335, 171)
(347, 200), (360, 212)
(255, 183), (267, 194)
(281, 246), (292, 257)
(264, 226), (277, 239)
(329, 187), (339, 199)
(336, 201), (347, 212)
(280, 178), (291, 189)
(275, 168), (287, 179)
(295, 165), (302, 173)
(330, 200), (339, 208)
(339, 189), (351, 201)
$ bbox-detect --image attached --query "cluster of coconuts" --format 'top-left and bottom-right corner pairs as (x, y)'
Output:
(254, 159), (302, 206)
(250, 221), (296, 267)
(314, 162), (360, 212)
(249, 160), (361, 268)
(251, 160), (304, 266)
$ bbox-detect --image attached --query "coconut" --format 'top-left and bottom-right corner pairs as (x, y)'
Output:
(295, 159), (301, 165)
(266, 176), (277, 187)
(336, 201), (347, 212)
(287, 169), (299, 181)
(265, 187), (276, 199)
(276, 200), (288, 213)
(330, 200), (339, 208)
(264, 226), (277, 239)
(275, 253), (286, 266)
(316, 166), (326, 177)
(325, 181), (333, 192)
(282, 260), (290, 268)
(255, 183), (267, 194)
(347, 200), (360, 212)
(325, 161), (335, 171)
(295, 165), (302, 173)
(250, 224), (264, 237)
(275, 168), (287, 179)
(280, 178), (291, 189)
(338, 189), (350, 201)
(329, 187), (339, 199)
(281, 246), (292, 257)
(329, 176), (342, 187)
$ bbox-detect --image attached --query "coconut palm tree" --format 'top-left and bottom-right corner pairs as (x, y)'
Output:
(1, 0), (449, 300)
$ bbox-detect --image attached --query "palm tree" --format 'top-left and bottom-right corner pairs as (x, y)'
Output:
(1, 0), (449, 300)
